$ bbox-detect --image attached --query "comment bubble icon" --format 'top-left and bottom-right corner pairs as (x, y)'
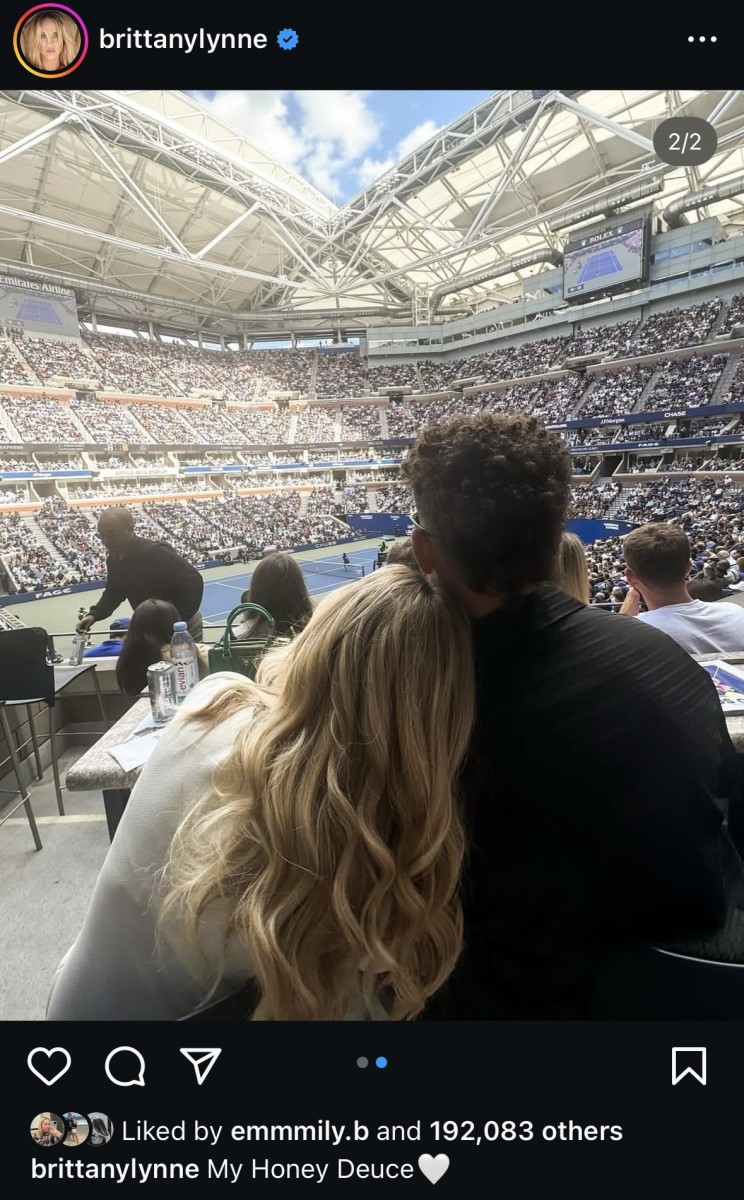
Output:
(105, 1046), (146, 1087)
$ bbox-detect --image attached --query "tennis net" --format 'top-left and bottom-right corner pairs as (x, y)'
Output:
(301, 558), (365, 580)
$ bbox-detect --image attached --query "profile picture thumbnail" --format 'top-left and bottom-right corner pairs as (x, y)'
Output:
(15, 5), (88, 78)
(87, 1112), (114, 1146)
(30, 1112), (64, 1147)
(63, 1112), (89, 1146)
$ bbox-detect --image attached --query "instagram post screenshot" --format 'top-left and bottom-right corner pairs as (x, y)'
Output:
(1, 6), (743, 1195)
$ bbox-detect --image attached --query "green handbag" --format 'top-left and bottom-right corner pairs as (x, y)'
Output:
(208, 602), (276, 680)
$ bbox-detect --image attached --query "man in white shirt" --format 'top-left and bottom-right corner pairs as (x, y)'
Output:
(620, 522), (744, 655)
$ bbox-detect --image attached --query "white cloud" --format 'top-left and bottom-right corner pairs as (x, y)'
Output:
(190, 91), (304, 172)
(355, 119), (441, 192)
(396, 119), (440, 159)
(356, 154), (395, 189)
(190, 89), (381, 200)
(295, 91), (380, 160)
(187, 93), (441, 201)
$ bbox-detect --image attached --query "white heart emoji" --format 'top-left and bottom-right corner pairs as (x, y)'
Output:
(418, 1153), (450, 1184)
(27, 1046), (71, 1086)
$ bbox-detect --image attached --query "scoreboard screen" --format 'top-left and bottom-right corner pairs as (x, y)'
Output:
(0, 275), (80, 338)
(563, 216), (649, 300)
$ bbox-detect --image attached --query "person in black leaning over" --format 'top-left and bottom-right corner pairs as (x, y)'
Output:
(76, 507), (205, 641)
(403, 413), (744, 1019)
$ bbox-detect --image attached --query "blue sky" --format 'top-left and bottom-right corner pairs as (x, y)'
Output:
(186, 91), (493, 204)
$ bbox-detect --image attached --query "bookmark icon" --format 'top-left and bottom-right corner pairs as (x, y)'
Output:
(672, 1047), (706, 1086)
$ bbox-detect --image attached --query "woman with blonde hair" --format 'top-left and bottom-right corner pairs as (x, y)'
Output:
(47, 567), (475, 1021)
(552, 531), (590, 605)
(20, 11), (81, 72)
(32, 1116), (62, 1146)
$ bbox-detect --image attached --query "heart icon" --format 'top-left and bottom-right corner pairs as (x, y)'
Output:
(418, 1153), (450, 1185)
(27, 1047), (71, 1087)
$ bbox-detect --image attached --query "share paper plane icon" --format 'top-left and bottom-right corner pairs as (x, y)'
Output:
(180, 1047), (222, 1085)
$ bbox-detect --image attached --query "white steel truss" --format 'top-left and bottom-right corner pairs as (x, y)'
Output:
(0, 88), (742, 337)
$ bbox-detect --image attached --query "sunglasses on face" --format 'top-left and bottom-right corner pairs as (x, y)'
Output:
(410, 511), (435, 538)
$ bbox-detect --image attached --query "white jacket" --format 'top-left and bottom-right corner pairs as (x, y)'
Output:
(47, 674), (257, 1020)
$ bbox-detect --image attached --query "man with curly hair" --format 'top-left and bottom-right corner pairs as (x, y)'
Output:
(403, 413), (744, 1019)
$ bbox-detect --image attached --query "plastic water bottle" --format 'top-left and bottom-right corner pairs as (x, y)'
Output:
(170, 621), (199, 704)
(68, 633), (87, 665)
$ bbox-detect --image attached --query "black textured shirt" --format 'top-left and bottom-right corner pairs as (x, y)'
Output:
(88, 536), (204, 623)
(425, 586), (744, 1019)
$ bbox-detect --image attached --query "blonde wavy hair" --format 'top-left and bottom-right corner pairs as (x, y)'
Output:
(21, 11), (81, 70)
(160, 566), (475, 1021)
(552, 531), (590, 604)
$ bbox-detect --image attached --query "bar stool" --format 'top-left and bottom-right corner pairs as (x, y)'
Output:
(0, 627), (57, 849)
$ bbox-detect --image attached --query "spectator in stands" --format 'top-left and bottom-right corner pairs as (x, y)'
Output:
(234, 553), (313, 641)
(20, 9), (81, 72)
(76, 508), (205, 641)
(621, 523), (744, 654)
(83, 616), (130, 659)
(403, 412), (744, 1019)
(687, 579), (725, 602)
(116, 599), (209, 695)
(551, 532), (590, 604)
(47, 568), (475, 1020)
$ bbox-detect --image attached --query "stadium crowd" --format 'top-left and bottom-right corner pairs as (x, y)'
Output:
(620, 422), (667, 442)
(644, 355), (727, 409)
(0, 487), (27, 504)
(252, 349), (314, 399)
(343, 484), (369, 512)
(2, 395), (83, 442)
(0, 338), (35, 384)
(367, 362), (418, 389)
(315, 352), (366, 399)
(340, 405), (383, 440)
(71, 398), (145, 443)
(721, 293), (744, 335)
(627, 457), (665, 473)
(226, 406), (290, 443)
(578, 365), (655, 419)
(628, 300), (723, 356)
(18, 335), (97, 383)
(0, 456), (37, 471)
(562, 320), (639, 359)
(294, 407), (338, 443)
(373, 482), (413, 513)
(35, 498), (105, 580)
(0, 509), (77, 591)
(82, 334), (176, 395)
(727, 358), (744, 404)
(34, 456), (87, 471)
(568, 482), (620, 518)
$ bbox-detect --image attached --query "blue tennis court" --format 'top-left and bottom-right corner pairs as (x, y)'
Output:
(202, 546), (379, 625)
(578, 249), (623, 283)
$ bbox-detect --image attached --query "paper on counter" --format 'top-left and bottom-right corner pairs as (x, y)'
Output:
(108, 731), (161, 772)
(133, 709), (158, 734)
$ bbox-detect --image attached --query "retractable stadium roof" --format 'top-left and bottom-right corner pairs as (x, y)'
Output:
(0, 88), (743, 338)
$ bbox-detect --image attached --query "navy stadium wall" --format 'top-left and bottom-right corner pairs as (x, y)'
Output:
(566, 518), (636, 543)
